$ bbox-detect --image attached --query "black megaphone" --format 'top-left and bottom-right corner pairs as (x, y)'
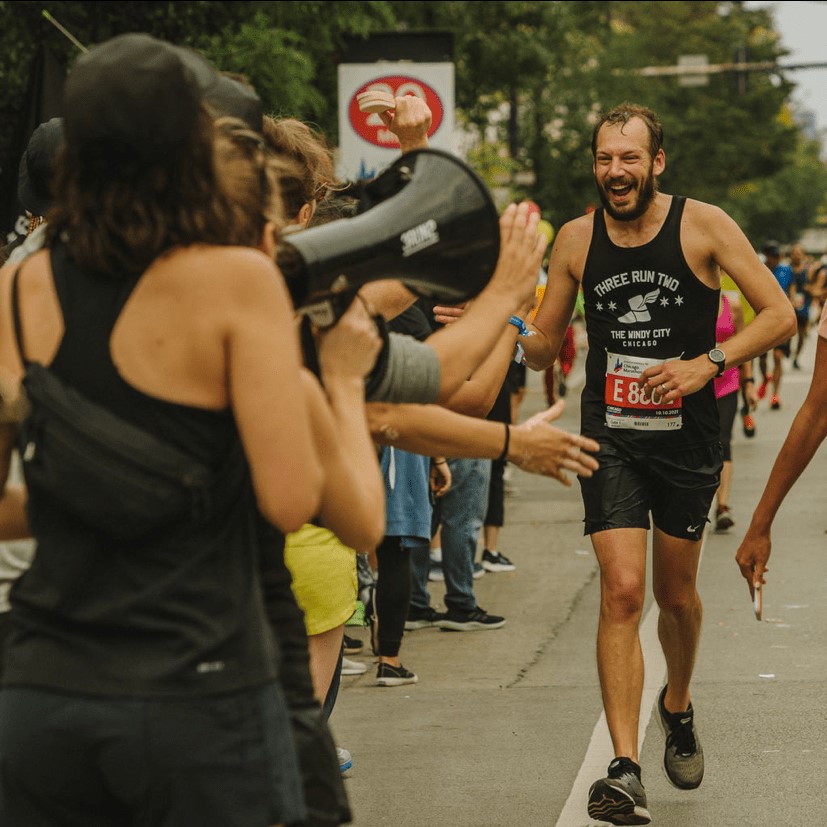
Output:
(276, 148), (501, 327)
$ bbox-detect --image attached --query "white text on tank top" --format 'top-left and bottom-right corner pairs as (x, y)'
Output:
(593, 268), (685, 430)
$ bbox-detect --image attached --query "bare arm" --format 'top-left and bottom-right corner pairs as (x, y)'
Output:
(367, 398), (599, 487)
(303, 298), (385, 550)
(227, 254), (324, 533)
(361, 202), (548, 404)
(0, 423), (28, 542)
(422, 202), (548, 401)
(441, 324), (521, 417)
(639, 204), (796, 399)
(735, 331), (827, 592)
(0, 276), (31, 541)
(521, 219), (585, 371)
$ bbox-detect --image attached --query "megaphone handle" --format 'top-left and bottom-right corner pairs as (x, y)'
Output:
(299, 315), (322, 380)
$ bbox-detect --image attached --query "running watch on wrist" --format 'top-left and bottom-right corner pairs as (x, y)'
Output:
(707, 348), (726, 377)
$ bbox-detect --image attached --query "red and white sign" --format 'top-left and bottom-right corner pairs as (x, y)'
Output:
(338, 61), (455, 182)
(348, 76), (444, 148)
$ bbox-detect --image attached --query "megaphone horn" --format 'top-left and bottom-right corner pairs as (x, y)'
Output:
(276, 148), (501, 315)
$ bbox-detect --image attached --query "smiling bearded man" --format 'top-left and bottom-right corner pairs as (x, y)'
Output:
(510, 102), (796, 825)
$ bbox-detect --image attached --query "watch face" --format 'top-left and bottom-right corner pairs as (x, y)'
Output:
(710, 348), (725, 362)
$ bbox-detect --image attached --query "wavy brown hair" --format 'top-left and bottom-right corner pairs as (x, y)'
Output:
(46, 108), (276, 277)
(261, 116), (339, 220)
(591, 102), (664, 161)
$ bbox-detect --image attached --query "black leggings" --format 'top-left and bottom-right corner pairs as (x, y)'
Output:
(375, 537), (412, 658)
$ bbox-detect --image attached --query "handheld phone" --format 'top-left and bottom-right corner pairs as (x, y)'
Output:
(753, 583), (763, 621)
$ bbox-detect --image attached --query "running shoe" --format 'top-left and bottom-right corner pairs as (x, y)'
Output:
(482, 549), (516, 572)
(587, 757), (651, 825)
(343, 634), (363, 654)
(472, 561), (485, 579)
(404, 606), (447, 630)
(657, 685), (704, 789)
(437, 607), (506, 631)
(742, 412), (756, 438)
(341, 657), (367, 676)
(770, 394), (781, 410)
(376, 662), (418, 687)
(757, 374), (772, 400)
(714, 506), (734, 533)
(428, 564), (445, 582)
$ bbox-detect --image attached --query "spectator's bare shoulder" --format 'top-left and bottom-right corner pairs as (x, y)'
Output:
(162, 245), (283, 304)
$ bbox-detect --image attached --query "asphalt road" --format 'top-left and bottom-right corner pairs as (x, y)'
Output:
(333, 335), (827, 827)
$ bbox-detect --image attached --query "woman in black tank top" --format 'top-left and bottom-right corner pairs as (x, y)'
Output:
(0, 33), (326, 827)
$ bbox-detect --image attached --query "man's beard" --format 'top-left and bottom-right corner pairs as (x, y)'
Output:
(596, 166), (656, 222)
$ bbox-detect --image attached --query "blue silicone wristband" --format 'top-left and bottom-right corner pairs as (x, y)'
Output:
(509, 315), (530, 336)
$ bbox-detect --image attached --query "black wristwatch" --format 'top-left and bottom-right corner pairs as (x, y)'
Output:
(707, 348), (726, 377)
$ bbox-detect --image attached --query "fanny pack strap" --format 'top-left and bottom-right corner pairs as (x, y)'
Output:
(10, 265), (29, 367)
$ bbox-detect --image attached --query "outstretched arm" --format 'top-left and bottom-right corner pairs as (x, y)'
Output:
(735, 327), (827, 593)
(367, 398), (599, 487)
(362, 201), (548, 404)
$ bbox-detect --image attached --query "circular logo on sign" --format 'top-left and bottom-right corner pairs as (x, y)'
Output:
(349, 76), (444, 148)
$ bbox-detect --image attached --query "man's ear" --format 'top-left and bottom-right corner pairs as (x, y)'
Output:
(654, 148), (666, 177)
(260, 221), (278, 258)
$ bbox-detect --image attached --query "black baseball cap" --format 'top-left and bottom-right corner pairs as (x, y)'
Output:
(762, 240), (780, 256)
(18, 117), (64, 216)
(63, 32), (220, 164)
(205, 74), (264, 132)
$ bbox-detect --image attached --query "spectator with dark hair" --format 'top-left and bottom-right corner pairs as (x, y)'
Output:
(0, 33), (323, 827)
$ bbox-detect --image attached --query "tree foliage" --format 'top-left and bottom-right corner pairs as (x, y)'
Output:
(1, 0), (825, 248)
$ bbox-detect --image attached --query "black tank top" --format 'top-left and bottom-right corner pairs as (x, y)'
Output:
(580, 196), (720, 449)
(3, 243), (279, 697)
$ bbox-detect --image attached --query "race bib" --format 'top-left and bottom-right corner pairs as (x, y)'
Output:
(604, 351), (682, 431)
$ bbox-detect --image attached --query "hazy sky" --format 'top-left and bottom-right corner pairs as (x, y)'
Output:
(747, 1), (827, 137)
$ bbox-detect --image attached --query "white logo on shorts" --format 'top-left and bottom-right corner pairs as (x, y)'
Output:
(686, 524), (700, 533)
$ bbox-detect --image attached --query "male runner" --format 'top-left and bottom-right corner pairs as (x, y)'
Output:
(518, 102), (795, 825)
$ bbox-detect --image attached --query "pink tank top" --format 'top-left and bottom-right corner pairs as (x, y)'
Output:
(714, 294), (739, 398)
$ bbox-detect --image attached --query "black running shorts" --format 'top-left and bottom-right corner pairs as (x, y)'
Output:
(578, 439), (723, 541)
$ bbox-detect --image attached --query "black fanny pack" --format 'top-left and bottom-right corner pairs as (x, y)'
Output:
(11, 264), (214, 542)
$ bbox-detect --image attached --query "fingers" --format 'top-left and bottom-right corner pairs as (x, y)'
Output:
(527, 399), (566, 425)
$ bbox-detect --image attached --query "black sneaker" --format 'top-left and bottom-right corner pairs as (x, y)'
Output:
(404, 606), (447, 631)
(657, 685), (704, 789)
(376, 662), (418, 687)
(587, 757), (651, 825)
(343, 634), (363, 655)
(436, 607), (506, 631)
(482, 549), (516, 572)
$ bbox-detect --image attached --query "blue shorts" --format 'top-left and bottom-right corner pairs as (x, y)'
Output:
(0, 683), (305, 827)
(578, 440), (723, 541)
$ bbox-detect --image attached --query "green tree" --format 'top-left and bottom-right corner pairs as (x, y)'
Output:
(1, 0), (824, 250)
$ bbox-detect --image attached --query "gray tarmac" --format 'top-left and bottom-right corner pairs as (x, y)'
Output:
(333, 334), (827, 827)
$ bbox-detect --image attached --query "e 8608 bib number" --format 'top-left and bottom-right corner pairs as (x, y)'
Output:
(604, 351), (682, 431)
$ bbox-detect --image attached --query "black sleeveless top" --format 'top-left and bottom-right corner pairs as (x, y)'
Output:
(580, 196), (720, 450)
(3, 243), (279, 697)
